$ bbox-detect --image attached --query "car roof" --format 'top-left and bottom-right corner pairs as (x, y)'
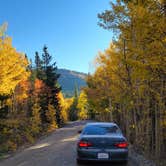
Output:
(85, 122), (118, 127)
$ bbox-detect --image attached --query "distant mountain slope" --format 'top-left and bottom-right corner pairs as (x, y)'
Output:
(57, 69), (87, 97)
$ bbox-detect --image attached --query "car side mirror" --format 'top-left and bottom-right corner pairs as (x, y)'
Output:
(78, 130), (82, 134)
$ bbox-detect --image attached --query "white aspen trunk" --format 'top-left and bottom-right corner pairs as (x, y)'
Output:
(109, 98), (113, 122)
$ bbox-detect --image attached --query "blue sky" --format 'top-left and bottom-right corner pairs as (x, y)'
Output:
(0, 0), (113, 73)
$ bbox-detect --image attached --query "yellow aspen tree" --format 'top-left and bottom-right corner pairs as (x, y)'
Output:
(77, 91), (88, 120)
(0, 24), (29, 95)
(58, 92), (68, 124)
(46, 104), (58, 132)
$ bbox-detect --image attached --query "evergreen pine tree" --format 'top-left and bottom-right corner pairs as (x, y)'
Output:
(35, 45), (61, 125)
(35, 51), (44, 80)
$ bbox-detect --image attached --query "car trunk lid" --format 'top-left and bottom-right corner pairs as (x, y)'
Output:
(80, 134), (127, 149)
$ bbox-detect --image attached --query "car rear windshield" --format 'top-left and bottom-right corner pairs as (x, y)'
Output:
(82, 125), (121, 135)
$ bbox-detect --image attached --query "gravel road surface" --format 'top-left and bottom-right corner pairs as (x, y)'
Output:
(0, 121), (137, 166)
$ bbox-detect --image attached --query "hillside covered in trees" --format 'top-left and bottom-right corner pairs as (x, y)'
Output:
(57, 69), (87, 97)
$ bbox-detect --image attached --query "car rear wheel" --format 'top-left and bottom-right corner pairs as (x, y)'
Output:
(76, 159), (84, 165)
(122, 160), (128, 166)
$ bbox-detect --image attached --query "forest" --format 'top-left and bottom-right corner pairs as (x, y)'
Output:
(0, 23), (88, 156)
(0, 0), (165, 165)
(84, 0), (166, 165)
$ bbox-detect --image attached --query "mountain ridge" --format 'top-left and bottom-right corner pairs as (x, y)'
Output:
(57, 68), (87, 97)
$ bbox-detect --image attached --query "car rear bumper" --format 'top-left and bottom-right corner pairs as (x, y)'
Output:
(77, 148), (128, 162)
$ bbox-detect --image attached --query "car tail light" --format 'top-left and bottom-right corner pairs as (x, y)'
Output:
(115, 142), (128, 148)
(78, 141), (92, 147)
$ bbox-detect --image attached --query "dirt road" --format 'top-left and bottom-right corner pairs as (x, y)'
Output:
(0, 121), (137, 166)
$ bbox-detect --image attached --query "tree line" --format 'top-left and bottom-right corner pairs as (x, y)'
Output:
(0, 24), (88, 154)
(84, 0), (166, 165)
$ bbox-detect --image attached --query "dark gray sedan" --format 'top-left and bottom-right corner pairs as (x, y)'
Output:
(77, 122), (128, 164)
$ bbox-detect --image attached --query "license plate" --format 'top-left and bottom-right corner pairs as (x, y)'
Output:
(97, 153), (109, 159)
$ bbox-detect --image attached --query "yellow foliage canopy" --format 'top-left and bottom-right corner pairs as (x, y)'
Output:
(0, 36), (29, 95)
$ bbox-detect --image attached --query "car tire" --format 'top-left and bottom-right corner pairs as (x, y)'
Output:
(76, 159), (83, 165)
(122, 160), (128, 166)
